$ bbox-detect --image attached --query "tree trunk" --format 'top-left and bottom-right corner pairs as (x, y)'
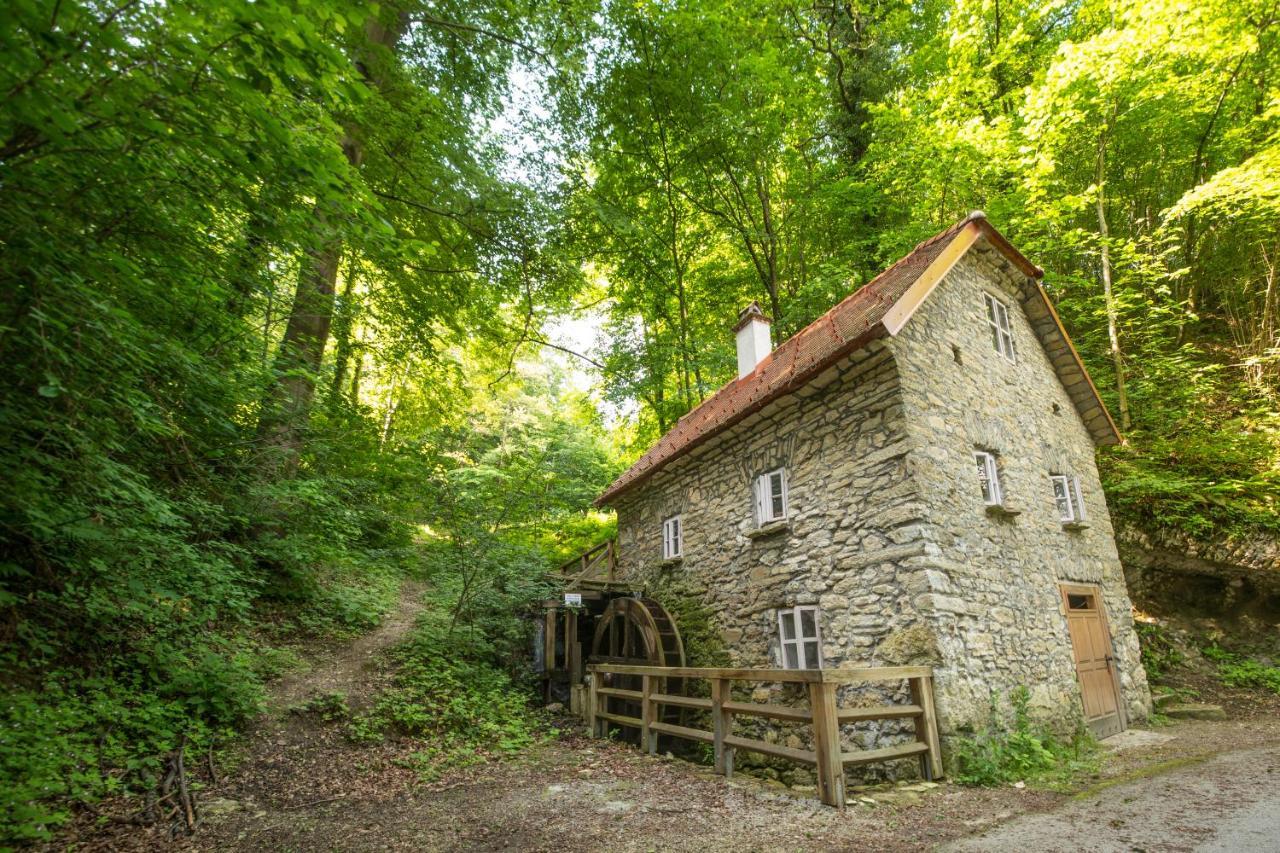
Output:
(328, 256), (361, 407)
(256, 10), (406, 468)
(1096, 129), (1131, 431)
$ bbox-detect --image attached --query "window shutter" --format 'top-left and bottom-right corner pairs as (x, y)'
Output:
(1072, 477), (1086, 521)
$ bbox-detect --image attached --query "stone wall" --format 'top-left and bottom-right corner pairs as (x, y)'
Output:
(1117, 522), (1280, 621)
(613, 341), (933, 683)
(889, 241), (1151, 733)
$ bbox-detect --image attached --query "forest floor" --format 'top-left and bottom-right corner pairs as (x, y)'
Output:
(65, 586), (1280, 852)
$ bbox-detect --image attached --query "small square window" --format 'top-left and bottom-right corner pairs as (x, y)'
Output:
(1066, 593), (1094, 610)
(662, 514), (683, 559)
(984, 292), (1016, 362)
(778, 605), (822, 669)
(974, 451), (1003, 506)
(1051, 474), (1087, 523)
(754, 467), (788, 525)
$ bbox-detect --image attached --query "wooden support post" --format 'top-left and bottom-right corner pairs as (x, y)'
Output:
(712, 678), (734, 777)
(809, 681), (845, 809)
(587, 673), (600, 738)
(641, 675), (656, 755)
(566, 610), (580, 684)
(911, 675), (944, 780)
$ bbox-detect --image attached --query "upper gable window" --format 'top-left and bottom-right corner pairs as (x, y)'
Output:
(778, 605), (822, 669)
(974, 451), (1003, 506)
(662, 514), (683, 559)
(754, 467), (788, 525)
(1051, 474), (1087, 524)
(984, 292), (1016, 362)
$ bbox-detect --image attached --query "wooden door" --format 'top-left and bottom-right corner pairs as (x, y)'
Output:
(1060, 584), (1124, 739)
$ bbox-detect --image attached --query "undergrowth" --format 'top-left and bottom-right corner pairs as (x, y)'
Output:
(1202, 645), (1280, 694)
(1135, 622), (1185, 683)
(346, 611), (541, 781)
(951, 687), (1099, 787)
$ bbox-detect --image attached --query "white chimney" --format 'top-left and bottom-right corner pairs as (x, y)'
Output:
(734, 301), (773, 379)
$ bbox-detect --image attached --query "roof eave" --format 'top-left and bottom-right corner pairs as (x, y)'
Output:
(594, 324), (889, 507)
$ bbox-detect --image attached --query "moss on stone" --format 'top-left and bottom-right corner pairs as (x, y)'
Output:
(876, 623), (942, 665)
(642, 572), (730, 668)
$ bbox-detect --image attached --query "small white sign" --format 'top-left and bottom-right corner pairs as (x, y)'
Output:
(564, 593), (583, 606)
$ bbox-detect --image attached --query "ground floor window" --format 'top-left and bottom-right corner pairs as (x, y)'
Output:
(778, 605), (822, 669)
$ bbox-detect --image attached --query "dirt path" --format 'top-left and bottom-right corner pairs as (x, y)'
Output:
(187, 711), (1280, 852)
(268, 579), (427, 714)
(944, 745), (1280, 852)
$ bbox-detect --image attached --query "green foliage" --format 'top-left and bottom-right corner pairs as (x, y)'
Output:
(1203, 645), (1280, 694)
(952, 687), (1100, 787)
(1135, 622), (1186, 683)
(294, 692), (350, 723)
(347, 615), (539, 780)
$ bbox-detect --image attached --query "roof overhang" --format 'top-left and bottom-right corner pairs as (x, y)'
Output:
(595, 213), (1121, 507)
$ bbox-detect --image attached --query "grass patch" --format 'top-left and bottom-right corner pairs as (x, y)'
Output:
(1069, 754), (1211, 799)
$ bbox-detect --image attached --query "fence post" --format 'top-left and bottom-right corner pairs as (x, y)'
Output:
(712, 678), (734, 777)
(641, 674), (656, 755)
(808, 680), (845, 809)
(911, 673), (944, 780)
(587, 671), (600, 738)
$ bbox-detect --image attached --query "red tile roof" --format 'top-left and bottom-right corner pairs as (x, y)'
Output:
(595, 213), (1117, 507)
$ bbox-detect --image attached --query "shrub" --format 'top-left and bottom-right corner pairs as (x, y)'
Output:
(952, 687), (1098, 787)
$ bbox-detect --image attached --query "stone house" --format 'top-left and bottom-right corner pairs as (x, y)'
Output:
(594, 212), (1151, 739)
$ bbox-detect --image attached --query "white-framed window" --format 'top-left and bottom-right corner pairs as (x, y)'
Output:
(778, 605), (822, 670)
(1051, 475), (1087, 523)
(662, 514), (683, 559)
(984, 292), (1016, 362)
(754, 467), (789, 524)
(974, 451), (1003, 506)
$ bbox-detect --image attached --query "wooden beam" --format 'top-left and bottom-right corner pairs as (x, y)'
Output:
(650, 720), (715, 744)
(809, 681), (846, 809)
(837, 703), (923, 722)
(596, 711), (643, 729)
(840, 741), (929, 767)
(641, 675), (656, 755)
(722, 700), (812, 723)
(722, 734), (817, 766)
(650, 693), (713, 711)
(881, 222), (983, 336)
(712, 678), (734, 777)
(914, 674), (945, 780)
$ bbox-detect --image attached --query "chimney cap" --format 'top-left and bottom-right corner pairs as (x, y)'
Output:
(733, 300), (772, 332)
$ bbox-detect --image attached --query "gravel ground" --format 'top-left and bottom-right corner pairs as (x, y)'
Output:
(944, 745), (1280, 853)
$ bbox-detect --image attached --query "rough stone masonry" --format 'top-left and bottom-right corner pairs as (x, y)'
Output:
(608, 230), (1151, 756)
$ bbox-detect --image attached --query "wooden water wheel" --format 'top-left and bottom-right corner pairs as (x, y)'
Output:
(590, 596), (685, 735)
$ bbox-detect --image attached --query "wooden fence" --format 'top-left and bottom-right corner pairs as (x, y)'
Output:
(586, 664), (943, 809)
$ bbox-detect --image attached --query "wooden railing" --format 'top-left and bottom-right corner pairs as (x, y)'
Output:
(586, 664), (943, 809)
(557, 539), (623, 590)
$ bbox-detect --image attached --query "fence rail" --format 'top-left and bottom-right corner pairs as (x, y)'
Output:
(586, 664), (943, 809)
